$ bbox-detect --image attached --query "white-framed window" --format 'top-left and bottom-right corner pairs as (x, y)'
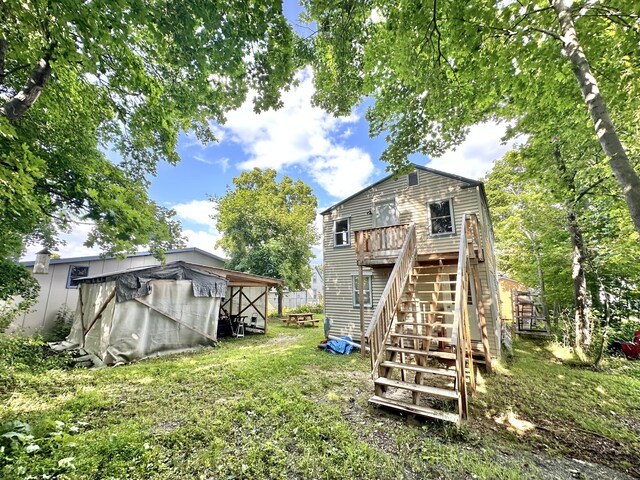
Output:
(352, 274), (373, 308)
(408, 171), (419, 187)
(373, 198), (399, 227)
(428, 199), (455, 235)
(333, 217), (350, 247)
(66, 265), (89, 289)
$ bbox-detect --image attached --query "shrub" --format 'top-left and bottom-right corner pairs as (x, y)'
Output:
(0, 335), (72, 397)
(44, 304), (74, 342)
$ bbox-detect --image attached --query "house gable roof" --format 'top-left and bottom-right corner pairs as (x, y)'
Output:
(320, 163), (483, 215)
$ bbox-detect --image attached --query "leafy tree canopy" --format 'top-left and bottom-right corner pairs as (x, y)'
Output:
(0, 1), (301, 304)
(303, 0), (640, 230)
(215, 168), (319, 297)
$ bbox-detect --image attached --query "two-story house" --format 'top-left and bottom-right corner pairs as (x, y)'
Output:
(322, 164), (500, 424)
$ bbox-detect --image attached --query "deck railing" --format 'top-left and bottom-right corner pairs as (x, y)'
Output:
(451, 213), (482, 418)
(365, 224), (417, 375)
(354, 224), (410, 265)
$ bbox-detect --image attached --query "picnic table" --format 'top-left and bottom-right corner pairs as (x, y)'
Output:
(283, 312), (318, 327)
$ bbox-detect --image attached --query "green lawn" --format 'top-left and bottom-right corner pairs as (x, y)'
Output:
(1, 320), (639, 479)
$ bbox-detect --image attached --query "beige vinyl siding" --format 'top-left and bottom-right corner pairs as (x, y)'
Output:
(323, 170), (501, 356)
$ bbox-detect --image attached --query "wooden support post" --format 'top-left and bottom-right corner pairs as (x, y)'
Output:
(238, 286), (243, 318)
(471, 263), (493, 373)
(359, 265), (366, 357)
(264, 286), (269, 334)
(82, 288), (116, 345)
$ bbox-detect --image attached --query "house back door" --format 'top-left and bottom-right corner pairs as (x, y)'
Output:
(373, 199), (399, 227)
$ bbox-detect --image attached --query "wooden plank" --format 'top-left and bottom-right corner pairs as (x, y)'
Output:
(359, 265), (365, 356)
(380, 361), (457, 377)
(369, 395), (460, 423)
(373, 377), (459, 399)
(82, 288), (116, 343)
(384, 346), (456, 360)
(390, 333), (452, 343)
(133, 297), (217, 344)
(471, 263), (493, 373)
(263, 286), (269, 335)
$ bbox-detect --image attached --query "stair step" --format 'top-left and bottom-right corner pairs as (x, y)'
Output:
(380, 361), (457, 377)
(385, 346), (457, 360)
(390, 333), (453, 343)
(374, 377), (459, 399)
(369, 395), (460, 423)
(396, 322), (453, 328)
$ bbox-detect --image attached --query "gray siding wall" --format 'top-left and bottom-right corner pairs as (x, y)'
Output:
(13, 251), (224, 334)
(323, 169), (500, 356)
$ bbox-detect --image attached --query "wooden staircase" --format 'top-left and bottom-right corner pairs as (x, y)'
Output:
(364, 215), (491, 424)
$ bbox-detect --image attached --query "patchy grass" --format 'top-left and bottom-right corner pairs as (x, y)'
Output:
(473, 338), (640, 477)
(1, 323), (638, 479)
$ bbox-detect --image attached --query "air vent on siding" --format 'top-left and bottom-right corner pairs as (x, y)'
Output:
(408, 171), (419, 186)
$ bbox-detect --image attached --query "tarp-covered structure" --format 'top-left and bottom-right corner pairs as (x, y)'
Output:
(62, 261), (230, 365)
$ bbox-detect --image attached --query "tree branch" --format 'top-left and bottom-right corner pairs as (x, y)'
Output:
(0, 41), (56, 122)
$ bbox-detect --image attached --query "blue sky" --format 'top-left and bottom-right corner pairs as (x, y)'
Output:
(23, 2), (517, 264)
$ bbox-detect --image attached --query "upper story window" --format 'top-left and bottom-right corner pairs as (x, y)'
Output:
(333, 218), (350, 247)
(66, 265), (89, 289)
(429, 199), (455, 235)
(408, 171), (419, 186)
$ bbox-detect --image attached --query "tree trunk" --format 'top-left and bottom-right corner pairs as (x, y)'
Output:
(534, 248), (549, 323)
(551, 0), (640, 236)
(277, 288), (283, 317)
(1, 55), (52, 122)
(567, 210), (591, 359)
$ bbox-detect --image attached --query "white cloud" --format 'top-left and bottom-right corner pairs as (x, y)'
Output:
(172, 199), (217, 226)
(427, 122), (520, 180)
(22, 222), (101, 261)
(182, 229), (225, 258)
(219, 68), (374, 198)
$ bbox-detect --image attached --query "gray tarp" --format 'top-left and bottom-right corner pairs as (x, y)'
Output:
(81, 262), (228, 303)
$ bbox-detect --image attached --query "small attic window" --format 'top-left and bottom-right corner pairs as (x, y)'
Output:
(408, 171), (419, 186)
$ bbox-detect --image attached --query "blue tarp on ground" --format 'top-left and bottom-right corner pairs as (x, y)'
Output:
(324, 336), (354, 355)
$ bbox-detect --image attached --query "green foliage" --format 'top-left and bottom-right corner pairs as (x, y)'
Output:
(215, 168), (319, 292)
(305, 1), (640, 172)
(1, 418), (88, 477)
(0, 261), (39, 332)
(1, 324), (638, 478)
(44, 304), (74, 342)
(0, 0), (301, 302)
(0, 334), (71, 397)
(285, 304), (324, 315)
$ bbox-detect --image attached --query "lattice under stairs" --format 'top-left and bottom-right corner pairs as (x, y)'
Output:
(369, 263), (471, 424)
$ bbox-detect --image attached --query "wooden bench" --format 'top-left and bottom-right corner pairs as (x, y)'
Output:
(283, 313), (318, 327)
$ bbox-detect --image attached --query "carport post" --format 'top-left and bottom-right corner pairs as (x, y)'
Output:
(264, 286), (269, 334)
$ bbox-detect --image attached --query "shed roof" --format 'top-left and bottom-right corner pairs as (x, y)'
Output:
(78, 261), (283, 288)
(320, 163), (484, 215)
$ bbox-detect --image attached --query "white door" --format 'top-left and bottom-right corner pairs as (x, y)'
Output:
(373, 199), (399, 227)
(448, 274), (481, 342)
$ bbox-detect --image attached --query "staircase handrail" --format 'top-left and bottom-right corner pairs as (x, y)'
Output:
(365, 224), (417, 374)
(451, 214), (484, 413)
